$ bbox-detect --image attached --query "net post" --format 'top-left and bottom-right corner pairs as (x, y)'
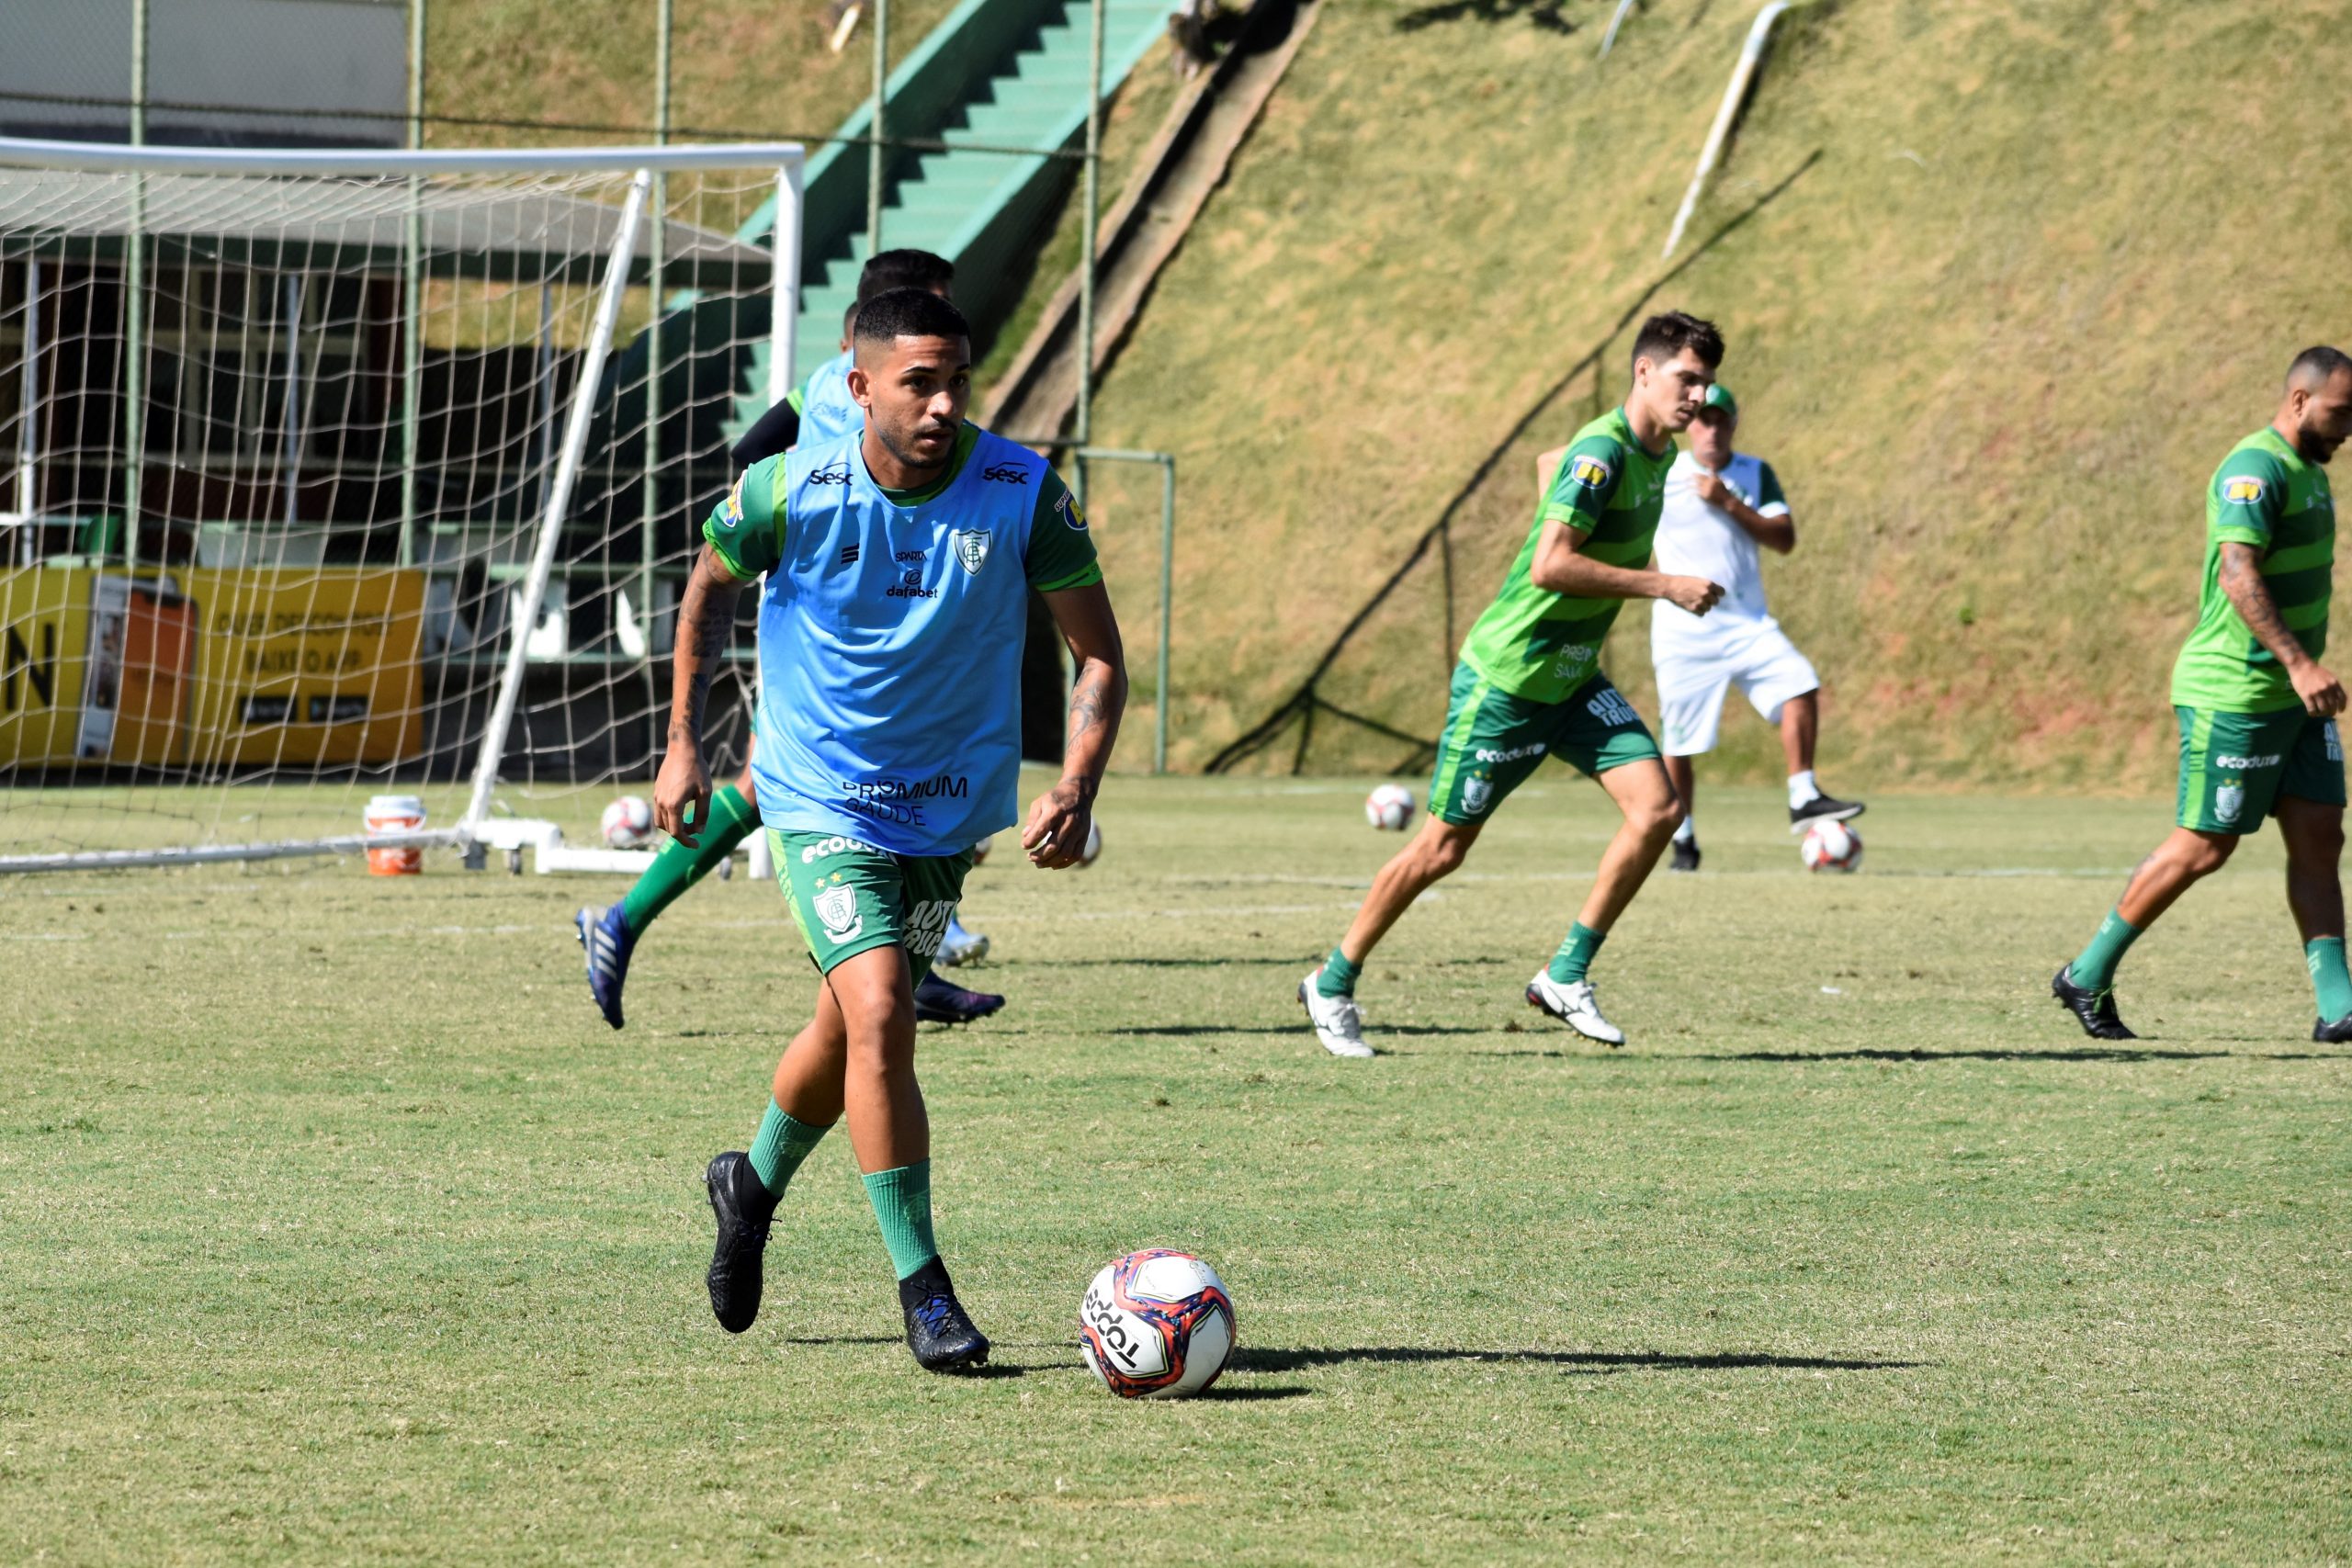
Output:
(123, 0), (149, 577)
(643, 0), (671, 690)
(1073, 0), (1105, 504)
(867, 0), (888, 256)
(399, 0), (425, 567)
(772, 160), (801, 406)
(13, 254), (37, 526)
(458, 170), (652, 853)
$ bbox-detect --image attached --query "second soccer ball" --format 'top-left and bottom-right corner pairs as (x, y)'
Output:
(601, 795), (655, 849)
(1800, 818), (1863, 873)
(1365, 783), (1416, 830)
(1078, 1248), (1237, 1399)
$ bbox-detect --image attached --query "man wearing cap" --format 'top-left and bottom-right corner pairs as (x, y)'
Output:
(1650, 382), (1861, 871)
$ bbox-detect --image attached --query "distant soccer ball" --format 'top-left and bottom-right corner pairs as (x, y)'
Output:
(1076, 818), (1102, 867)
(1365, 783), (1416, 831)
(970, 834), (994, 866)
(1800, 818), (1862, 873)
(600, 795), (655, 850)
(1079, 1248), (1236, 1400)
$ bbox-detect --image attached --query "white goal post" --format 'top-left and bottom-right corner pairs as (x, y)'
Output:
(0, 139), (803, 874)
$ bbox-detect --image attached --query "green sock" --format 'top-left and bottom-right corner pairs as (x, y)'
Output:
(747, 1100), (831, 1199)
(861, 1161), (939, 1280)
(1547, 922), (1606, 986)
(2307, 938), (2352, 1023)
(1316, 946), (1362, 998)
(618, 784), (759, 934)
(2068, 908), (2143, 992)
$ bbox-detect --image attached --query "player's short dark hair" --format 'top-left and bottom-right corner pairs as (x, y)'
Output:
(853, 288), (970, 356)
(2288, 344), (2352, 389)
(857, 248), (955, 305)
(1631, 310), (1724, 376)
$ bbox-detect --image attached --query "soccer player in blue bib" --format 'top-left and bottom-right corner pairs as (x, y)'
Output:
(656, 288), (1126, 1371)
(576, 251), (1002, 1031)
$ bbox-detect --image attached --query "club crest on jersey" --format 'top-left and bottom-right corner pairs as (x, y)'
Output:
(950, 529), (992, 575)
(1056, 490), (1089, 532)
(1462, 773), (1495, 816)
(814, 884), (863, 941)
(2215, 781), (2245, 826)
(1568, 454), (1613, 491)
(716, 474), (745, 528)
(2222, 476), (2267, 505)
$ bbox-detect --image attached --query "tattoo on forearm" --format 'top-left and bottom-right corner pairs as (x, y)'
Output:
(2219, 543), (2300, 665)
(669, 554), (742, 746)
(1063, 655), (1127, 781)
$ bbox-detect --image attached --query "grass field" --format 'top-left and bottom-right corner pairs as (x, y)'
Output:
(5, 774), (2350, 1562)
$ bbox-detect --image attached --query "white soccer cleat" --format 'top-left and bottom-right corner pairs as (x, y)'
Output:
(1297, 969), (1374, 1059)
(937, 917), (989, 968)
(1525, 970), (1626, 1047)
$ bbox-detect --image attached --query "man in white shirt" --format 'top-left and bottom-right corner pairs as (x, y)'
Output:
(1649, 383), (1861, 870)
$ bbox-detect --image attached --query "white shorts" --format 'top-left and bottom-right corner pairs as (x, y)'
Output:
(1651, 623), (1820, 758)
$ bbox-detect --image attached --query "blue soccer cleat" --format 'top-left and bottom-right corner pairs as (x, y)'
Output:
(575, 903), (637, 1031)
(937, 914), (990, 968)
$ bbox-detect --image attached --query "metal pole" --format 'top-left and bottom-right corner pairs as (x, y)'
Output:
(865, 0), (888, 257)
(1072, 0), (1105, 501)
(1154, 454), (1172, 773)
(771, 163), (799, 411)
(400, 0), (425, 566)
(461, 172), (650, 843)
(124, 0), (148, 574)
(281, 274), (302, 528)
(642, 0), (670, 666)
(15, 255), (38, 530)
(536, 280), (555, 517)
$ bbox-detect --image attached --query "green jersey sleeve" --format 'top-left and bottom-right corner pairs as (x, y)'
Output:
(703, 456), (786, 579)
(1755, 460), (1789, 514)
(2211, 448), (2290, 548)
(1539, 434), (1629, 534)
(1026, 468), (1103, 592)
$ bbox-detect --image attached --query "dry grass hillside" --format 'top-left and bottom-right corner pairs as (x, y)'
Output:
(1071, 0), (2352, 791)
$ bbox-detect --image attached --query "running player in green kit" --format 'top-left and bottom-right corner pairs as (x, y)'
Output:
(1299, 312), (1728, 1055)
(2056, 346), (2352, 1042)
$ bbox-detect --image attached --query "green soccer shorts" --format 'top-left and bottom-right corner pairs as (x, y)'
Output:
(770, 829), (975, 984)
(2175, 705), (2346, 835)
(1426, 661), (1662, 826)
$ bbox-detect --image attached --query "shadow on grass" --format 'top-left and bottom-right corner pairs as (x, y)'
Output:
(1234, 1346), (1917, 1377)
(1196, 1383), (1314, 1401)
(1464, 1044), (2340, 1064)
(1027, 955), (1318, 969)
(1112, 1023), (1485, 1038)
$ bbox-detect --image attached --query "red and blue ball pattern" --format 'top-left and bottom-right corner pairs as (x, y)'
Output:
(1078, 1248), (1237, 1400)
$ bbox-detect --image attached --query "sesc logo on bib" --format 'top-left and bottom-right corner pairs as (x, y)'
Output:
(814, 883), (863, 941)
(951, 529), (992, 575)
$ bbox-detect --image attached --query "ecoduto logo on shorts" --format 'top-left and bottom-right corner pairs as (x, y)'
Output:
(1475, 742), (1546, 763)
(799, 834), (879, 864)
(2214, 753), (2281, 770)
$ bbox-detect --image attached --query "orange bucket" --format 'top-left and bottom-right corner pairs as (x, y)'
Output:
(364, 795), (426, 874)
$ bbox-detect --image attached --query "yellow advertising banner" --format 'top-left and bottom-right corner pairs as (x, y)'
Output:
(0, 566), (425, 769)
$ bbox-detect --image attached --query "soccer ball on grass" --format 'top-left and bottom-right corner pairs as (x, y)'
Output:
(1364, 783), (1416, 831)
(1800, 818), (1862, 873)
(600, 795), (655, 849)
(1079, 1248), (1237, 1399)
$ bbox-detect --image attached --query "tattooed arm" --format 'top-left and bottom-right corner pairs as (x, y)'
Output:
(2218, 541), (2345, 717)
(1023, 581), (1127, 869)
(653, 545), (750, 846)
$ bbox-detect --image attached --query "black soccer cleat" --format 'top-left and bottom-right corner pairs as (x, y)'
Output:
(1791, 794), (1866, 830)
(898, 1258), (990, 1372)
(704, 1151), (778, 1334)
(913, 973), (1005, 1026)
(2314, 1014), (2352, 1043)
(1668, 840), (1701, 873)
(2052, 965), (2137, 1041)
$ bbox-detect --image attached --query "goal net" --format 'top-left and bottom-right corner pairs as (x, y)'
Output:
(0, 139), (802, 872)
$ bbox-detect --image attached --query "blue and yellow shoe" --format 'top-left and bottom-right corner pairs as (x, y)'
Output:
(575, 903), (636, 1031)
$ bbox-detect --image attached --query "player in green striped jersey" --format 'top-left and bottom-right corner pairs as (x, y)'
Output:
(2057, 346), (2352, 1042)
(1300, 312), (1729, 1055)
